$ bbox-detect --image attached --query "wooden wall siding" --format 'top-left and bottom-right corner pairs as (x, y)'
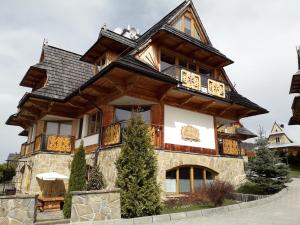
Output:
(136, 44), (160, 70)
(151, 103), (164, 146)
(164, 143), (217, 155)
(36, 121), (44, 137)
(84, 144), (98, 154)
(101, 105), (114, 127)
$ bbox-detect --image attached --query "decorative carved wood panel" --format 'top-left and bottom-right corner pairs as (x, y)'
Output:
(181, 69), (201, 91)
(103, 123), (121, 146)
(34, 135), (42, 152)
(47, 135), (72, 152)
(148, 126), (156, 145)
(208, 79), (225, 98)
(223, 139), (239, 155)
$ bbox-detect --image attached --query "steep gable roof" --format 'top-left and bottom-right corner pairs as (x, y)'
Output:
(269, 122), (300, 148)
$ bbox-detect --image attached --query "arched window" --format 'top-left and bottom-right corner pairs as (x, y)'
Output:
(166, 166), (216, 194)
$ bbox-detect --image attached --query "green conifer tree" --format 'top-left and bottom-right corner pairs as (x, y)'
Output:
(116, 112), (161, 218)
(63, 141), (87, 218)
(247, 127), (289, 194)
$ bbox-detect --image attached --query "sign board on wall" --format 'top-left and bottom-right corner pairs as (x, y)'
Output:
(164, 105), (216, 149)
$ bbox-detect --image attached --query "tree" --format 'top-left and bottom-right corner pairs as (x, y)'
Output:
(0, 162), (16, 183)
(87, 165), (105, 191)
(247, 127), (289, 194)
(63, 141), (87, 218)
(115, 112), (161, 218)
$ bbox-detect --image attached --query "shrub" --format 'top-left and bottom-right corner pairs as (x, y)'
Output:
(207, 180), (234, 207)
(63, 141), (87, 218)
(87, 166), (105, 191)
(164, 190), (210, 208)
(115, 112), (161, 218)
(237, 182), (263, 195)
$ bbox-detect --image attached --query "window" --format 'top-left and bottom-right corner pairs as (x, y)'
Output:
(95, 56), (106, 74)
(165, 166), (216, 194)
(77, 118), (83, 139)
(115, 106), (151, 123)
(160, 52), (175, 72)
(87, 112), (102, 136)
(276, 137), (280, 143)
(194, 28), (201, 41)
(46, 121), (72, 136)
(184, 16), (192, 35)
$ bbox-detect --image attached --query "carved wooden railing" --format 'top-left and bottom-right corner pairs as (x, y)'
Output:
(20, 134), (75, 157)
(161, 65), (230, 99)
(45, 135), (74, 153)
(101, 122), (163, 148)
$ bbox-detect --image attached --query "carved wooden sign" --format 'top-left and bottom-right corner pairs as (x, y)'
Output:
(181, 69), (201, 91)
(47, 135), (72, 152)
(181, 125), (200, 142)
(208, 79), (225, 98)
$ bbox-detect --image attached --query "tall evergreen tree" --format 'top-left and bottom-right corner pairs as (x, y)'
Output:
(247, 127), (289, 194)
(116, 112), (161, 218)
(63, 141), (87, 218)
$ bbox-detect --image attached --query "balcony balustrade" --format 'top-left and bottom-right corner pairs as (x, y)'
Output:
(161, 65), (230, 99)
(20, 134), (75, 157)
(101, 121), (163, 148)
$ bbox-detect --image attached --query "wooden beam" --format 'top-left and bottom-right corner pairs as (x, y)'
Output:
(190, 166), (194, 193)
(237, 109), (257, 118)
(219, 104), (235, 116)
(22, 106), (42, 116)
(176, 167), (180, 194)
(158, 85), (174, 102)
(180, 96), (194, 105)
(198, 100), (215, 110)
(102, 77), (125, 93)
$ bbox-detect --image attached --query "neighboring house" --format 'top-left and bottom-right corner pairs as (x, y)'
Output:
(6, 0), (267, 198)
(268, 122), (300, 156)
(289, 46), (300, 125)
(6, 153), (19, 162)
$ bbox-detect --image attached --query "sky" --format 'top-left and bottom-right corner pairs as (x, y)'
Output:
(0, 0), (299, 162)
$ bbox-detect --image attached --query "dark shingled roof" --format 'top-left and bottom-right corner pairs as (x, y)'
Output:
(32, 45), (94, 100)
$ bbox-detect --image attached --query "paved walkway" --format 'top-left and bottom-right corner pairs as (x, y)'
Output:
(156, 178), (300, 225)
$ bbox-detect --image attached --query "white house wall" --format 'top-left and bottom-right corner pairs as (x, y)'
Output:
(164, 105), (216, 149)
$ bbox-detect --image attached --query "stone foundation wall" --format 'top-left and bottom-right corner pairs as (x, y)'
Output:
(71, 189), (121, 223)
(97, 148), (246, 194)
(15, 153), (73, 195)
(0, 194), (37, 225)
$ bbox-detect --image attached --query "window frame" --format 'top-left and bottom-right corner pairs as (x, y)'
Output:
(87, 111), (102, 136)
(45, 121), (73, 136)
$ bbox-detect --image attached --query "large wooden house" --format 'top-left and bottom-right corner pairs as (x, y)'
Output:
(7, 0), (267, 200)
(289, 46), (300, 125)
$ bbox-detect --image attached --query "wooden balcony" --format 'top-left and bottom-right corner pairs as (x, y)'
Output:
(101, 122), (163, 148)
(161, 65), (230, 99)
(20, 134), (75, 157)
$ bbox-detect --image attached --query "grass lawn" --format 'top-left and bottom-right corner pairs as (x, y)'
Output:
(161, 199), (238, 214)
(289, 165), (300, 177)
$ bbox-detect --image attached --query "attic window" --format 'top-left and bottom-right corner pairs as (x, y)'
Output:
(172, 15), (202, 41)
(184, 16), (192, 35)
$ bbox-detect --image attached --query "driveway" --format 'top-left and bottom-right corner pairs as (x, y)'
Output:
(155, 178), (300, 225)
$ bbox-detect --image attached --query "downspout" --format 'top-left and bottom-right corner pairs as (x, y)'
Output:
(78, 88), (103, 167)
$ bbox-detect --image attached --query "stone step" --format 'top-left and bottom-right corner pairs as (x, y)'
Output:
(35, 219), (70, 225)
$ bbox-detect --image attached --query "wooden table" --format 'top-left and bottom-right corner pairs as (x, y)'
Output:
(38, 196), (64, 211)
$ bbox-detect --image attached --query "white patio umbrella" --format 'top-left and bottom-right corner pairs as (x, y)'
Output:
(36, 172), (68, 181)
